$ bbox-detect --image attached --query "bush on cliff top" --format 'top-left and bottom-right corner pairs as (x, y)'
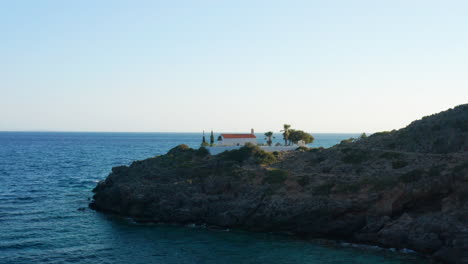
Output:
(264, 169), (288, 184)
(220, 143), (277, 165)
(168, 144), (192, 155)
(195, 147), (210, 157)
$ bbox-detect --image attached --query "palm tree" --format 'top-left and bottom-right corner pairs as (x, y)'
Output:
(264, 131), (274, 146)
(281, 124), (291, 145)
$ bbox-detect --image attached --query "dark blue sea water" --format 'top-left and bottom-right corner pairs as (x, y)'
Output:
(0, 132), (427, 264)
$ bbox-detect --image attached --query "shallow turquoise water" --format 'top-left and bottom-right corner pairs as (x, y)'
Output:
(0, 132), (427, 264)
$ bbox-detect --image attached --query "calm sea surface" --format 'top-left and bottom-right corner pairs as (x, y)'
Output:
(0, 132), (427, 264)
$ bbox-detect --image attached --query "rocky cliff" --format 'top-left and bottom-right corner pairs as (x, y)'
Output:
(90, 104), (468, 264)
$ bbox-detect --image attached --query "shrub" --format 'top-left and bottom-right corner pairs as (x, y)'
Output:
(254, 149), (277, 165)
(453, 162), (468, 173)
(335, 182), (361, 193)
(340, 147), (352, 153)
(314, 182), (335, 195)
(309, 147), (324, 153)
(380, 152), (403, 159)
(387, 143), (396, 149)
(370, 131), (391, 137)
(399, 169), (425, 183)
(458, 190), (468, 203)
(168, 144), (192, 155)
(193, 167), (212, 178)
(360, 175), (399, 190)
(297, 176), (311, 186)
(342, 149), (370, 164)
(264, 169), (288, 184)
(220, 143), (276, 165)
(195, 147), (210, 157)
(296, 146), (309, 152)
(428, 166), (443, 177)
(392, 160), (408, 169)
(340, 138), (355, 145)
(431, 124), (441, 131)
(315, 156), (326, 163)
(453, 120), (468, 131)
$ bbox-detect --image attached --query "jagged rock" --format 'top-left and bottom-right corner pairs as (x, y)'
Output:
(90, 104), (468, 264)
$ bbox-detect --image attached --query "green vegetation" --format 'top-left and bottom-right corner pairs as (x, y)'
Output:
(392, 160), (408, 169)
(335, 182), (361, 193)
(369, 131), (392, 137)
(399, 169), (425, 183)
(279, 125), (314, 145)
(341, 149), (370, 164)
(340, 138), (355, 145)
(201, 131), (207, 147)
(380, 152), (403, 159)
(297, 175), (311, 186)
(453, 162), (468, 173)
(314, 182), (335, 195)
(387, 143), (396, 149)
(360, 175), (399, 191)
(458, 190), (468, 203)
(192, 167), (213, 178)
(168, 144), (192, 155)
(452, 119), (468, 131)
(428, 166), (443, 177)
(220, 143), (277, 165)
(289, 130), (314, 144)
(210, 130), (215, 146)
(296, 146), (309, 152)
(264, 131), (274, 146)
(281, 124), (291, 145)
(309, 147), (324, 153)
(195, 147), (210, 157)
(264, 169), (288, 184)
(154, 145), (198, 168)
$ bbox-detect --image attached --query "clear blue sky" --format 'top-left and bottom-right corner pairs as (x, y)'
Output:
(1, 0), (467, 133)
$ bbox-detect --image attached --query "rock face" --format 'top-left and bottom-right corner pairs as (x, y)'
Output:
(90, 104), (468, 264)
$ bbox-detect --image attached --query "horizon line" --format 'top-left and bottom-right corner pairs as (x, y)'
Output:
(0, 130), (367, 134)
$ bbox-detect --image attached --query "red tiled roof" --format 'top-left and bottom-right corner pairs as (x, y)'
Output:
(221, 134), (256, 139)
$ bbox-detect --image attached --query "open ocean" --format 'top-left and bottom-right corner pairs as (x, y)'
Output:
(0, 132), (427, 264)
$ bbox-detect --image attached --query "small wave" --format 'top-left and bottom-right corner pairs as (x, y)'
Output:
(338, 241), (417, 254)
(0, 240), (47, 250)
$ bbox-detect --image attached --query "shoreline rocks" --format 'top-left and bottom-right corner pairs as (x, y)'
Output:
(90, 104), (468, 264)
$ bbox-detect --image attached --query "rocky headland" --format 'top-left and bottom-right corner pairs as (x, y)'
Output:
(90, 104), (468, 264)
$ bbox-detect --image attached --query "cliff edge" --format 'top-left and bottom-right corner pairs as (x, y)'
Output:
(90, 104), (468, 264)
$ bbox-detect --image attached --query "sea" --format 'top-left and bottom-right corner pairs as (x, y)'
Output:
(0, 132), (428, 264)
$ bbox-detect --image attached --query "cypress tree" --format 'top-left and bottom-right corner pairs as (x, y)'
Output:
(210, 130), (214, 145)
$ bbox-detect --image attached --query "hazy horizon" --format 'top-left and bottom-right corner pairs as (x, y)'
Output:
(1, 1), (467, 133)
(0, 130), (362, 134)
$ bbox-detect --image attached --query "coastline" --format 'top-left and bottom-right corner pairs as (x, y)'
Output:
(90, 105), (468, 264)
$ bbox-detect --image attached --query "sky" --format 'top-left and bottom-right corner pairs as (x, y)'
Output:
(1, 0), (467, 133)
